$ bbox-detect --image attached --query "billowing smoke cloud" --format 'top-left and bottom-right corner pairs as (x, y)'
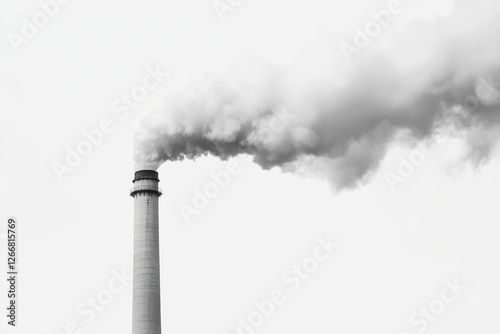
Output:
(134, 0), (500, 189)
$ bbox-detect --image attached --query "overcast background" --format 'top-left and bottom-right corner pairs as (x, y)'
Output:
(1, 0), (500, 333)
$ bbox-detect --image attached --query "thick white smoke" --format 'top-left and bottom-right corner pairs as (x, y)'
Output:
(134, 0), (500, 189)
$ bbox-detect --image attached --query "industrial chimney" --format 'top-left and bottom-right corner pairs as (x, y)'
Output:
(130, 170), (162, 334)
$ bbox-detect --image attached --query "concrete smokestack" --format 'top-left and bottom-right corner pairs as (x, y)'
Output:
(130, 170), (162, 334)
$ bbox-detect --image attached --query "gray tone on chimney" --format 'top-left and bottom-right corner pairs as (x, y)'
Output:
(130, 170), (162, 334)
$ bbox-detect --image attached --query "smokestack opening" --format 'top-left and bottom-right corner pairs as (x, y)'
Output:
(133, 169), (159, 182)
(130, 170), (162, 197)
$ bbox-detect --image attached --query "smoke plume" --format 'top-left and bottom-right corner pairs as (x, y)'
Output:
(134, 0), (500, 189)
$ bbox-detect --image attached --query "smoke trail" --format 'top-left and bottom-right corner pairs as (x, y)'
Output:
(134, 0), (500, 189)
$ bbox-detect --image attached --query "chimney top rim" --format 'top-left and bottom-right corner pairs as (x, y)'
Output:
(133, 169), (159, 182)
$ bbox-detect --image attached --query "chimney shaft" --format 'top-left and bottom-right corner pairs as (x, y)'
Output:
(130, 170), (162, 334)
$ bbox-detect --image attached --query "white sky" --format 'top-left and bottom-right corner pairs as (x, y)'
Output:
(1, 0), (500, 334)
